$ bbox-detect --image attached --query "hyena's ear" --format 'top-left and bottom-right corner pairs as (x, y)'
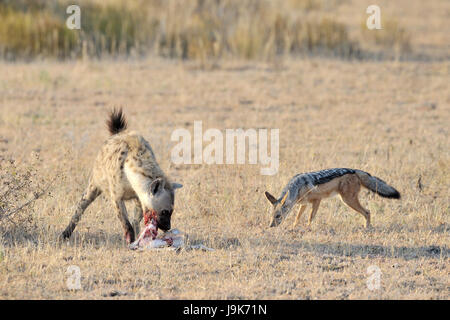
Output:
(265, 191), (277, 205)
(280, 191), (289, 206)
(172, 182), (183, 190)
(150, 178), (165, 195)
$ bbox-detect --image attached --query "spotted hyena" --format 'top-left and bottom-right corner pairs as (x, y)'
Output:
(60, 108), (182, 244)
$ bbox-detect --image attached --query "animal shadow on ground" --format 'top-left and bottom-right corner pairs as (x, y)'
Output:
(185, 233), (241, 250)
(2, 226), (446, 262)
(0, 227), (126, 248)
(0, 228), (42, 247)
(61, 231), (126, 248)
(0, 225), (244, 252)
(280, 239), (449, 260)
(379, 223), (450, 235)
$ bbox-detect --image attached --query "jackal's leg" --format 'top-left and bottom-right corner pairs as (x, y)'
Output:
(61, 184), (101, 240)
(131, 198), (143, 236)
(307, 200), (321, 227)
(113, 199), (135, 244)
(293, 205), (307, 228)
(340, 192), (371, 228)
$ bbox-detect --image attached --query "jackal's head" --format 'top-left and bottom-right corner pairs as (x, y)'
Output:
(265, 191), (290, 227)
(147, 178), (183, 231)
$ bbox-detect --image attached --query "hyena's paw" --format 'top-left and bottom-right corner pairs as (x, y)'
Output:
(59, 229), (72, 241)
(124, 229), (135, 245)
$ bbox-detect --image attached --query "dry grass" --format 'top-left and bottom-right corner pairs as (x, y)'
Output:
(0, 0), (448, 301)
(1, 0), (358, 60)
(1, 0), (449, 61)
(0, 56), (448, 299)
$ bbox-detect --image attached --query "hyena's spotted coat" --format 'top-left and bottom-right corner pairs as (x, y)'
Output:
(61, 109), (182, 244)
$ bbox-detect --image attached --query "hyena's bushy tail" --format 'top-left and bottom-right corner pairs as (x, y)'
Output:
(107, 107), (127, 135)
(355, 170), (401, 199)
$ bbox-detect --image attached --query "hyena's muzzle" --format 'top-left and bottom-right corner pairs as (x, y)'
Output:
(156, 209), (172, 231)
(144, 209), (172, 232)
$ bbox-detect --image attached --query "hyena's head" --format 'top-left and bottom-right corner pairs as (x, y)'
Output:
(265, 191), (290, 227)
(148, 178), (183, 231)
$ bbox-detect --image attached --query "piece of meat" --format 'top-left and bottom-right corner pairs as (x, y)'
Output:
(129, 209), (176, 249)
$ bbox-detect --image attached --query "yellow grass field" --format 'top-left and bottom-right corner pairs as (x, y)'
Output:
(0, 0), (449, 300)
(0, 57), (448, 299)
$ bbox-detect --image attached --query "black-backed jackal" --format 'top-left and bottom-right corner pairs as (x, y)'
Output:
(265, 168), (400, 229)
(60, 109), (182, 244)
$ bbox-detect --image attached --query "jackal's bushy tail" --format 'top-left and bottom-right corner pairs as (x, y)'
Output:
(355, 170), (401, 199)
(107, 108), (127, 135)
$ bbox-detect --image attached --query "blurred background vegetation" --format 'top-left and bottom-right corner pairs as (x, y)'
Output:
(0, 0), (443, 62)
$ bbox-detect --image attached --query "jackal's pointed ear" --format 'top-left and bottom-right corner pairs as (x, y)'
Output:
(265, 191), (277, 205)
(172, 182), (183, 190)
(280, 191), (289, 206)
(150, 178), (165, 195)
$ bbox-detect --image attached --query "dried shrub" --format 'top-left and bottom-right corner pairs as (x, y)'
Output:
(0, 153), (54, 233)
(0, 4), (79, 60)
(0, 0), (360, 61)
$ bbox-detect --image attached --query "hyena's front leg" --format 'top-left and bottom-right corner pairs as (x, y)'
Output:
(132, 198), (143, 236)
(114, 199), (135, 244)
(61, 184), (101, 240)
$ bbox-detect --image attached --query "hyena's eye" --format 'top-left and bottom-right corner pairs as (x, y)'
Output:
(275, 214), (281, 219)
(161, 210), (171, 217)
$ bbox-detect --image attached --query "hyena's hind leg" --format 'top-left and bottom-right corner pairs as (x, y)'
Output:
(61, 183), (101, 240)
(113, 199), (135, 244)
(131, 198), (143, 236)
